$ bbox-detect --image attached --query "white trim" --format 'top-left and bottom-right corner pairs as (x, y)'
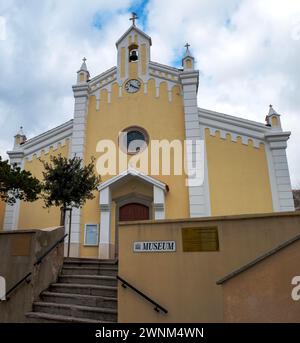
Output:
(265, 132), (294, 211)
(89, 67), (117, 87)
(115, 25), (152, 47)
(84, 223), (100, 246)
(8, 121), (73, 161)
(198, 107), (271, 133)
(149, 61), (180, 75)
(3, 153), (24, 230)
(68, 83), (89, 252)
(98, 167), (167, 192)
(153, 186), (165, 220)
(265, 143), (280, 211)
(180, 69), (210, 218)
(199, 109), (270, 145)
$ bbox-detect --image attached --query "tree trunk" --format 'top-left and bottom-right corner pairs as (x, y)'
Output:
(60, 207), (66, 226)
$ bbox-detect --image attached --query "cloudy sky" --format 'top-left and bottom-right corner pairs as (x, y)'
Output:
(0, 0), (300, 186)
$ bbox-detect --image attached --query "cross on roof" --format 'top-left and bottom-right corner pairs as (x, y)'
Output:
(130, 12), (138, 26)
(82, 57), (87, 63)
(185, 43), (190, 50)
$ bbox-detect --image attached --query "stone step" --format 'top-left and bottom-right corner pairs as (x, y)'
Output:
(64, 257), (117, 263)
(41, 291), (117, 309)
(26, 311), (111, 323)
(63, 258), (118, 268)
(33, 302), (117, 322)
(58, 275), (117, 287)
(49, 283), (117, 297)
(62, 266), (118, 276)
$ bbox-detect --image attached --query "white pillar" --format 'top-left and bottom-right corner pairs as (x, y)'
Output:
(99, 187), (112, 259)
(3, 151), (24, 231)
(180, 70), (210, 217)
(265, 132), (295, 212)
(153, 186), (165, 220)
(68, 83), (89, 257)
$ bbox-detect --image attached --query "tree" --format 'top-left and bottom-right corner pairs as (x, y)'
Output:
(40, 155), (101, 256)
(0, 156), (42, 204)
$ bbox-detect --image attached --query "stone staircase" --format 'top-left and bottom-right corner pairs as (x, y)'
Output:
(26, 258), (118, 323)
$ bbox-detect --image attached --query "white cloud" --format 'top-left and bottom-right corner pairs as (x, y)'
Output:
(0, 0), (299, 187)
(146, 0), (300, 186)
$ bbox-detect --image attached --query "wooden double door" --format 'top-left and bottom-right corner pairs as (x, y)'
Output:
(119, 203), (150, 221)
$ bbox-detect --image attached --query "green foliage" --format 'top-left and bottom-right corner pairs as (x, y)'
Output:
(0, 156), (42, 204)
(40, 155), (101, 210)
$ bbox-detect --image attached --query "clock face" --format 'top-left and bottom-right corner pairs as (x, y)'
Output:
(125, 79), (141, 93)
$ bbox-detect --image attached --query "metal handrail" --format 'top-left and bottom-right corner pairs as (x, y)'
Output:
(5, 272), (32, 299)
(5, 233), (67, 300)
(117, 275), (168, 314)
(35, 233), (68, 266)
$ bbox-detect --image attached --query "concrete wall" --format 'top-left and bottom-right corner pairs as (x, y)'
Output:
(221, 238), (300, 322)
(118, 212), (300, 323)
(0, 226), (64, 322)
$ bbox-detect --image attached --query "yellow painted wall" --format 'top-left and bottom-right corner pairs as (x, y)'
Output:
(18, 142), (69, 229)
(80, 79), (189, 257)
(118, 212), (300, 322)
(0, 200), (5, 230)
(205, 129), (273, 216)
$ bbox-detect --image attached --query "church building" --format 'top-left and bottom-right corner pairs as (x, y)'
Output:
(1, 17), (295, 259)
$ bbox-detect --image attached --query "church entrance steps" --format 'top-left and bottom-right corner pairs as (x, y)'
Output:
(62, 266), (118, 276)
(25, 257), (118, 323)
(40, 291), (117, 309)
(63, 258), (118, 267)
(58, 275), (117, 287)
(26, 312), (112, 323)
(49, 283), (117, 297)
(31, 302), (117, 321)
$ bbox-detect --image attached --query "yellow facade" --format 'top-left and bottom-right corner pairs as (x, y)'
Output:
(18, 142), (69, 229)
(81, 80), (189, 257)
(205, 129), (273, 216)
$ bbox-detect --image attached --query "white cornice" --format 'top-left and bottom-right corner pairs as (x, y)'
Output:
(149, 61), (180, 76)
(8, 120), (73, 160)
(198, 107), (273, 144)
(115, 25), (152, 47)
(98, 168), (167, 192)
(88, 66), (117, 86)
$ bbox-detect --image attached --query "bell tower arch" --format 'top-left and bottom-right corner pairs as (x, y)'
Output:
(116, 13), (152, 82)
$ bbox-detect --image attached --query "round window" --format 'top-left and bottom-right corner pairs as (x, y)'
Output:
(119, 127), (148, 154)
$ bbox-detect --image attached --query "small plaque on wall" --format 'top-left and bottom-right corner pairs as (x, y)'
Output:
(182, 227), (219, 252)
(133, 241), (176, 252)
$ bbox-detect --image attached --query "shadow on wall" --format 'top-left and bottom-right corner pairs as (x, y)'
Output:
(0, 226), (64, 322)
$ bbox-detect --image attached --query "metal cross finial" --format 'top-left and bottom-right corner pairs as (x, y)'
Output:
(130, 12), (138, 26)
(185, 43), (190, 50)
(82, 57), (87, 63)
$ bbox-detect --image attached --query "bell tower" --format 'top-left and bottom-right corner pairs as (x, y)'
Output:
(116, 13), (152, 82)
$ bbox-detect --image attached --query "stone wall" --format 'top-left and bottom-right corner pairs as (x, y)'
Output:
(0, 226), (64, 322)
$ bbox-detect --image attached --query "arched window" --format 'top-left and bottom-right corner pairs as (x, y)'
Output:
(129, 44), (139, 62)
(119, 126), (148, 154)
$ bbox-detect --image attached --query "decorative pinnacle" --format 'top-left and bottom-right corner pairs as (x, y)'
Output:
(18, 126), (24, 135)
(268, 104), (279, 116)
(82, 57), (87, 63)
(129, 12), (138, 26)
